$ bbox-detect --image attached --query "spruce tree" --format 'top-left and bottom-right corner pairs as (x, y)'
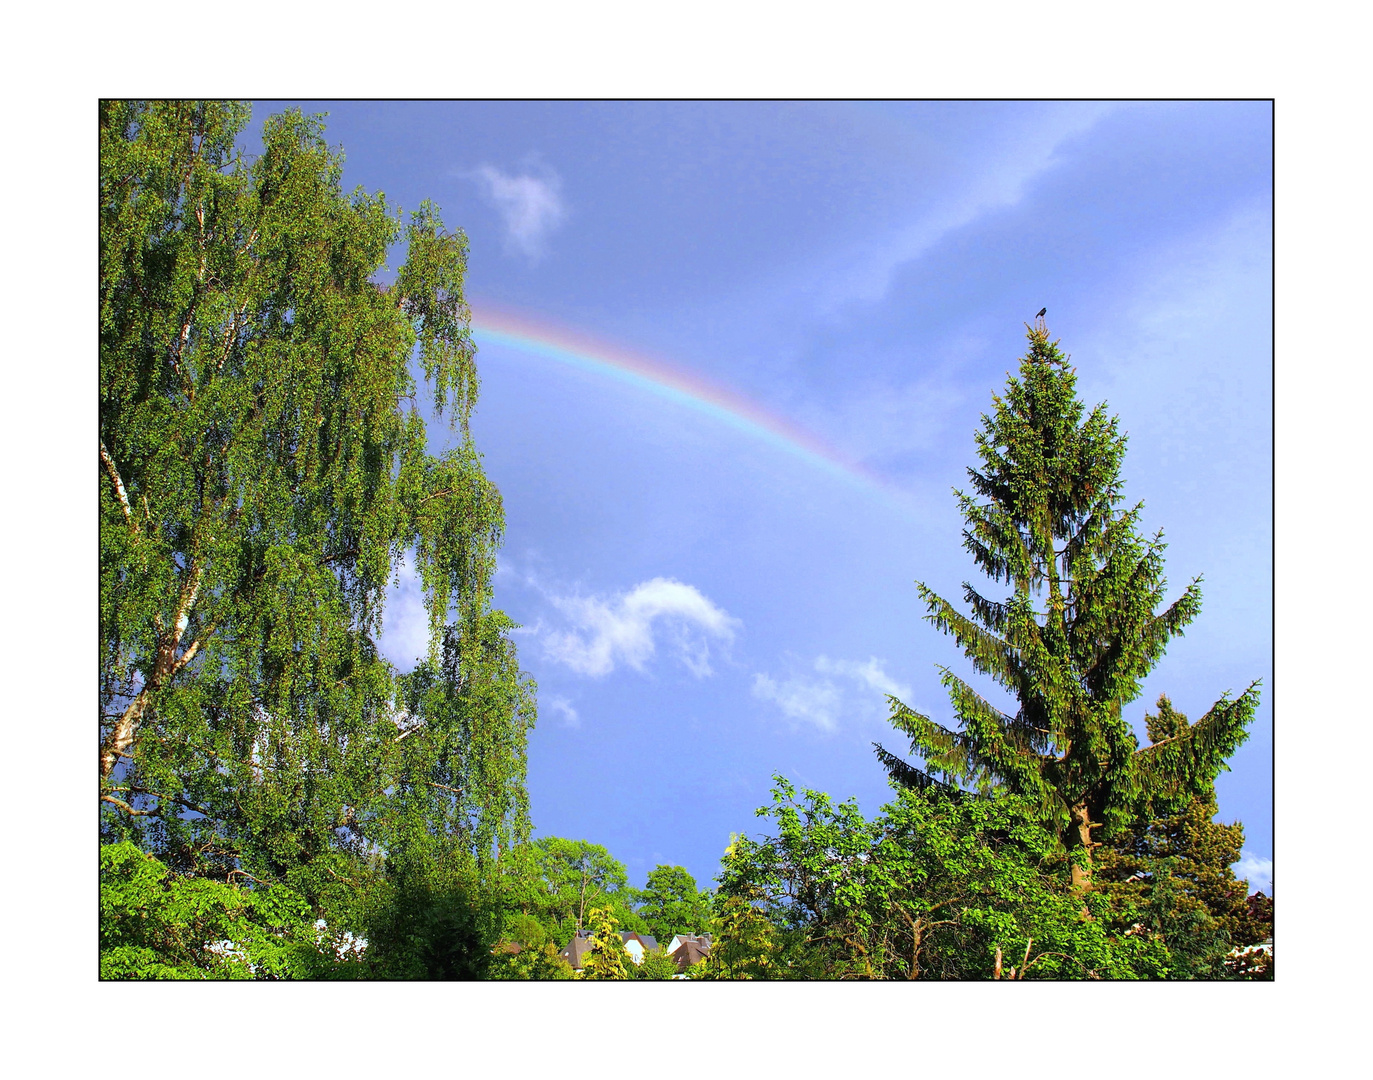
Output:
(1095, 696), (1272, 977)
(876, 321), (1259, 891)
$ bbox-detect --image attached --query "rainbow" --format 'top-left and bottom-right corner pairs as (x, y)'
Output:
(469, 303), (906, 510)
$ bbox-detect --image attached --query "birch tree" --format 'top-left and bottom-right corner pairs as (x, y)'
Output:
(99, 100), (534, 909)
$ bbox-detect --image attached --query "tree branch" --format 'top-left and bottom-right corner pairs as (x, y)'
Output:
(168, 623), (215, 678)
(100, 559), (205, 782)
(99, 440), (138, 534)
(101, 794), (157, 817)
(216, 305), (245, 376)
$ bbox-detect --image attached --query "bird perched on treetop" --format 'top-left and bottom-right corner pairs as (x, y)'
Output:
(1035, 307), (1047, 318)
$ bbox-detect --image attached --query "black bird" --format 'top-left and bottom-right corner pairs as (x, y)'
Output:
(1035, 307), (1047, 318)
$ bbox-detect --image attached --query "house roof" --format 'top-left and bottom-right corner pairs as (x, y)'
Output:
(558, 930), (595, 969)
(620, 932), (659, 951)
(669, 938), (711, 970)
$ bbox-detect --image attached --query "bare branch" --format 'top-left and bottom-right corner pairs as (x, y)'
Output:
(170, 306), (198, 399)
(168, 623), (215, 678)
(227, 868), (273, 886)
(325, 866), (358, 887)
(101, 794), (157, 817)
(216, 302), (250, 376)
(102, 689), (149, 782)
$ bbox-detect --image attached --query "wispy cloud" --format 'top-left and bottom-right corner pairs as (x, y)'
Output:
(545, 694), (580, 728)
(752, 672), (842, 731)
(803, 104), (1118, 315)
(754, 655), (909, 732)
(468, 163), (566, 260)
(1232, 851), (1274, 894)
(542, 577), (739, 678)
(814, 655), (912, 701)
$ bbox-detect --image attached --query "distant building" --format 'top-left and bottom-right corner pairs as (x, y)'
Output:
(558, 930), (594, 970)
(620, 932), (659, 965)
(665, 933), (712, 975)
(559, 929), (661, 971)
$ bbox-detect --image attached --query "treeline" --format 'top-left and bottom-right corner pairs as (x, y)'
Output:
(98, 101), (1271, 980)
(99, 833), (713, 980)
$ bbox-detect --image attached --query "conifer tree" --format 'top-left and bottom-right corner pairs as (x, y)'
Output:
(877, 321), (1259, 891)
(1095, 696), (1272, 977)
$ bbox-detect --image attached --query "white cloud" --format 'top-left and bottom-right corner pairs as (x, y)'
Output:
(754, 655), (910, 733)
(542, 577), (739, 678)
(545, 694), (580, 728)
(752, 672), (841, 732)
(379, 551), (431, 671)
(469, 163), (566, 260)
(1233, 851), (1274, 894)
(814, 655), (912, 701)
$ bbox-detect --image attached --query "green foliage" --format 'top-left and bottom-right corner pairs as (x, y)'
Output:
(486, 907), (575, 980)
(100, 841), (333, 979)
(579, 907), (630, 980)
(636, 864), (712, 944)
(99, 100), (534, 949)
(877, 324), (1259, 886)
(634, 946), (681, 980)
(693, 890), (779, 980)
(500, 837), (646, 950)
(351, 844), (498, 980)
(488, 941), (576, 980)
(708, 777), (1169, 979)
(1095, 696), (1274, 979)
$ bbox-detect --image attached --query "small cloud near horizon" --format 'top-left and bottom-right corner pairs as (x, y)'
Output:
(1233, 851), (1273, 894)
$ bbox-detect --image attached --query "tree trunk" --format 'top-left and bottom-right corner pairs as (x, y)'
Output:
(1069, 800), (1093, 896)
(100, 560), (203, 786)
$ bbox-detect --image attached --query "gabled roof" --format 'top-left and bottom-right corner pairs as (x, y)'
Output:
(666, 932), (712, 953)
(620, 932), (659, 952)
(558, 930), (595, 970)
(669, 938), (711, 970)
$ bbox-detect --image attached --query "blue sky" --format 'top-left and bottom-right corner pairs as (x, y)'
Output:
(250, 100), (1273, 895)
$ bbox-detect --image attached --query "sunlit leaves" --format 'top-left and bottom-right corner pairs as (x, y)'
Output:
(99, 101), (534, 953)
